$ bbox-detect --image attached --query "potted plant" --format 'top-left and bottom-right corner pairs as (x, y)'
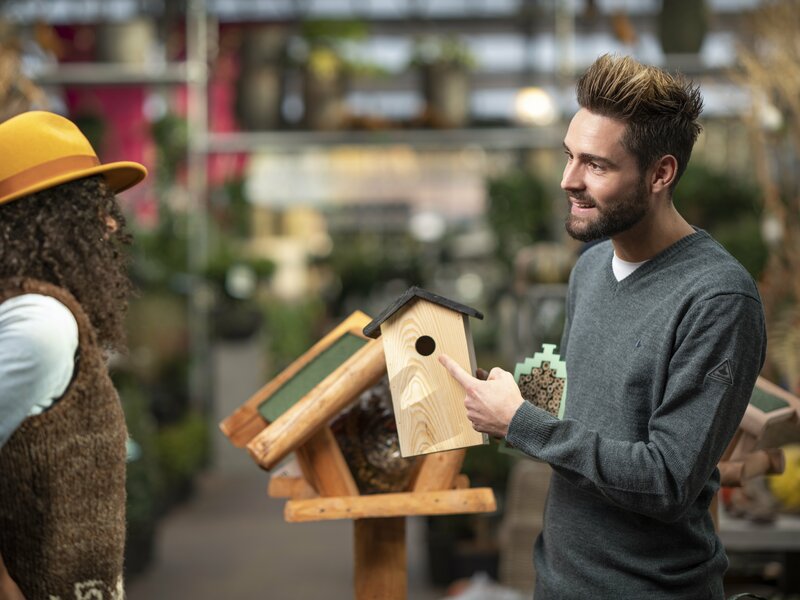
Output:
(410, 34), (476, 128)
(291, 19), (372, 130)
(234, 25), (289, 130)
(658, 0), (709, 56)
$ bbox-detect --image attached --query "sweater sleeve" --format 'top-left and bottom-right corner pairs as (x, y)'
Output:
(0, 294), (79, 450)
(506, 292), (766, 522)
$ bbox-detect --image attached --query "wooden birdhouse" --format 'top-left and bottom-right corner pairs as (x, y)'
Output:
(219, 309), (496, 600)
(363, 287), (487, 457)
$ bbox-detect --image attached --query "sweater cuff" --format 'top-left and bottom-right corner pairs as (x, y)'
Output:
(506, 401), (559, 457)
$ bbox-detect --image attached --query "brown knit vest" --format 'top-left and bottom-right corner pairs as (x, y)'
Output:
(0, 278), (127, 600)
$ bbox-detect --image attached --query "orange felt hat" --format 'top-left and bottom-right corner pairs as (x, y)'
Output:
(0, 111), (147, 206)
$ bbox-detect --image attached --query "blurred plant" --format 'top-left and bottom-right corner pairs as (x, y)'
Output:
(129, 112), (190, 288)
(409, 34), (476, 70)
(486, 169), (552, 267)
(72, 112), (106, 152)
(211, 177), (252, 239)
(734, 0), (800, 390)
(323, 231), (426, 316)
(262, 296), (325, 375)
(768, 444), (800, 512)
(115, 373), (162, 576)
(155, 411), (210, 508)
(289, 19), (383, 129)
(0, 20), (46, 121)
(658, 0), (708, 55)
(409, 34), (475, 128)
(672, 162), (767, 279)
(293, 19), (380, 78)
(150, 111), (189, 190)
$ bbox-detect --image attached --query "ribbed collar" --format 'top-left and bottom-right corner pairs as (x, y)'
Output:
(603, 229), (709, 289)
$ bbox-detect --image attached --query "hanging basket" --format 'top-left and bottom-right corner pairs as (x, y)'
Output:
(658, 0), (708, 55)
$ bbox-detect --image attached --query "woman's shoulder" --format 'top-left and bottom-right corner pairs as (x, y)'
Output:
(0, 293), (79, 358)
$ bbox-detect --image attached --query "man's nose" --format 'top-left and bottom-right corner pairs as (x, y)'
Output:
(561, 160), (585, 191)
(561, 161), (583, 192)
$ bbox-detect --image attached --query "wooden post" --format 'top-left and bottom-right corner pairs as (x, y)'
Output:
(354, 518), (406, 600)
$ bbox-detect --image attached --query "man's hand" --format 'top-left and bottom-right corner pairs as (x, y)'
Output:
(439, 354), (525, 439)
(0, 554), (25, 600)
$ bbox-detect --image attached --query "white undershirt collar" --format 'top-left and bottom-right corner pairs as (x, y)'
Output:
(612, 252), (649, 281)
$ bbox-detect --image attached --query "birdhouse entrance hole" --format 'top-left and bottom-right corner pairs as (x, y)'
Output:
(415, 335), (436, 356)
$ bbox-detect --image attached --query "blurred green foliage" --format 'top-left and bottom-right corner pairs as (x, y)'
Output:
(155, 412), (211, 504)
(486, 169), (552, 266)
(117, 375), (162, 577)
(324, 231), (426, 314)
(409, 34), (476, 69)
(673, 162), (768, 278)
(262, 296), (326, 375)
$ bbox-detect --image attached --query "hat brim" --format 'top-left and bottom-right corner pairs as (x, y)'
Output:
(0, 160), (147, 206)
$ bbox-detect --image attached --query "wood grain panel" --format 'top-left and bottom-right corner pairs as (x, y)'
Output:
(382, 301), (485, 456)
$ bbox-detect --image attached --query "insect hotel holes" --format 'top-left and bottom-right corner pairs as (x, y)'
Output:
(415, 335), (436, 357)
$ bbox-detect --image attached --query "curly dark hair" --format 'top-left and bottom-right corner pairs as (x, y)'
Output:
(0, 175), (133, 352)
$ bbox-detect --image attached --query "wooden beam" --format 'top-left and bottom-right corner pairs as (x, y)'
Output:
(412, 448), (466, 492)
(247, 339), (386, 470)
(220, 311), (372, 448)
(284, 487), (496, 522)
(354, 518), (406, 600)
(719, 448), (785, 487)
(295, 426), (360, 497)
(268, 476), (317, 500)
(219, 405), (267, 449)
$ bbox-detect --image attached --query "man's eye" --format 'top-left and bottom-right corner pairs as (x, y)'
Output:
(589, 162), (604, 172)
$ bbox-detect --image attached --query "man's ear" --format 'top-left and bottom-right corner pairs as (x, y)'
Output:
(651, 155), (678, 193)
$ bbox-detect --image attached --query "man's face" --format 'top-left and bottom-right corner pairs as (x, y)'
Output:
(561, 109), (651, 243)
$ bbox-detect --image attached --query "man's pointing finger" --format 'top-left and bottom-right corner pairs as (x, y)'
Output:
(438, 354), (475, 387)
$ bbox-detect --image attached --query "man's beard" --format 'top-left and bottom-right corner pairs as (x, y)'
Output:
(564, 177), (650, 243)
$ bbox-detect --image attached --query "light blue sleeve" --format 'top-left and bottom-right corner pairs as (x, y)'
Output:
(0, 294), (78, 449)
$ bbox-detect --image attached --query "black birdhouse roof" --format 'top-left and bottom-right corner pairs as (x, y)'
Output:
(363, 286), (484, 339)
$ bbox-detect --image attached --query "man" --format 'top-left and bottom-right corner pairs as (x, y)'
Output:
(0, 111), (146, 599)
(441, 54), (766, 598)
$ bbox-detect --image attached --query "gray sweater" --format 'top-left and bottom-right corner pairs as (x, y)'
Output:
(506, 230), (766, 599)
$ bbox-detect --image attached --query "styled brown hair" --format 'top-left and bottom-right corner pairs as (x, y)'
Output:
(0, 175), (133, 352)
(576, 54), (703, 188)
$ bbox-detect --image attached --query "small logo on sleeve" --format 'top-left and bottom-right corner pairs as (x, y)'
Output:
(707, 359), (734, 385)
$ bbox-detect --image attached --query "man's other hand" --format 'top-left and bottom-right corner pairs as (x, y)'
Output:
(439, 355), (524, 439)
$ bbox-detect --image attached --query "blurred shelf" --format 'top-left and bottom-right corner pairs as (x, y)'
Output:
(32, 62), (202, 86)
(3, 1), (753, 30)
(205, 125), (563, 153)
(719, 511), (800, 552)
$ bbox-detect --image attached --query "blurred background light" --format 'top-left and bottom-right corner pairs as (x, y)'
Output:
(514, 86), (558, 126)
